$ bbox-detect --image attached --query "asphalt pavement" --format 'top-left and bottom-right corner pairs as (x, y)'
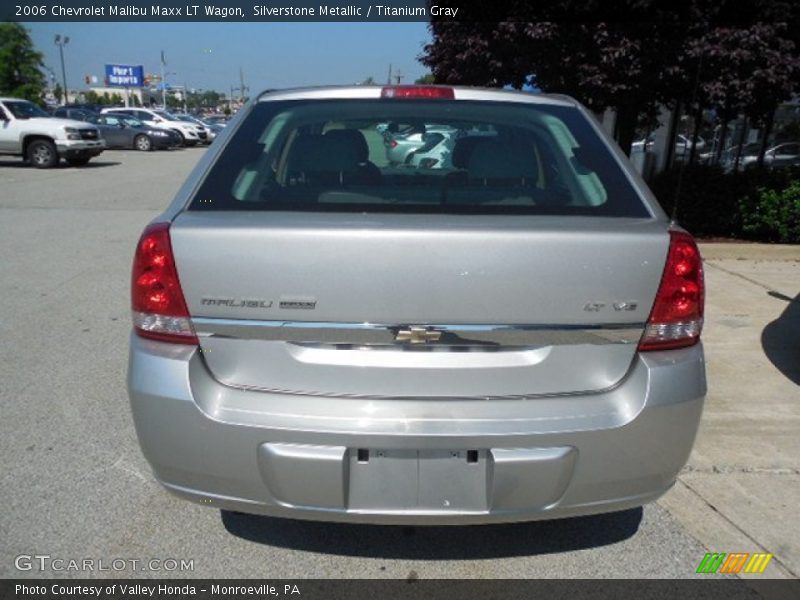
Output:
(0, 149), (797, 581)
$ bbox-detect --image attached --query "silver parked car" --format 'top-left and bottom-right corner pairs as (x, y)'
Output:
(128, 85), (706, 525)
(383, 123), (457, 165)
(740, 141), (800, 170)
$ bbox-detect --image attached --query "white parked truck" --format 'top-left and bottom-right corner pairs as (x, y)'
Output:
(0, 97), (105, 168)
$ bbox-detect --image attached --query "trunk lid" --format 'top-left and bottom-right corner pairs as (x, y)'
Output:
(170, 211), (668, 398)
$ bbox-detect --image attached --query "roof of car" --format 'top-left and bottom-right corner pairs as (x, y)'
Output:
(256, 85), (578, 107)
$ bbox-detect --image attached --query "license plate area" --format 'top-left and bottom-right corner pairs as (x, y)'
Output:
(348, 449), (488, 512)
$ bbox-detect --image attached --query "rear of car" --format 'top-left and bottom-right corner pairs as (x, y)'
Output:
(127, 85), (706, 524)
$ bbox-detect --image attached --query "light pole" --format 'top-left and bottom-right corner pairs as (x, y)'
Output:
(54, 35), (70, 104)
(230, 85), (240, 110)
(160, 72), (176, 109)
(160, 50), (167, 108)
(43, 65), (57, 97)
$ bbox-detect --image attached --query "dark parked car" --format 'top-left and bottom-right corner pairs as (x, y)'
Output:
(54, 103), (109, 115)
(53, 106), (98, 122)
(93, 113), (176, 150)
(81, 112), (175, 151)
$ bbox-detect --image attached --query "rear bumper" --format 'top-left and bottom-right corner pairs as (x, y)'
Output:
(127, 335), (706, 524)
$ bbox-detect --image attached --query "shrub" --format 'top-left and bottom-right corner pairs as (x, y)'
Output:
(649, 164), (800, 242)
(741, 181), (800, 243)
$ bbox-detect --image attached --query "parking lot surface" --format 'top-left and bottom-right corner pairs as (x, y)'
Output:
(1, 150), (798, 579)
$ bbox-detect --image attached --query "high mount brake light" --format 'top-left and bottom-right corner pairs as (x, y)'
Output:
(638, 231), (704, 351)
(381, 86), (455, 99)
(131, 222), (198, 345)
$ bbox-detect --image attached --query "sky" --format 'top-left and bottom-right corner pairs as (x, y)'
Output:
(27, 22), (432, 95)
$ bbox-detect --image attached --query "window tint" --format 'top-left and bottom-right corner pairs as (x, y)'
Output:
(189, 99), (649, 217)
(4, 100), (49, 119)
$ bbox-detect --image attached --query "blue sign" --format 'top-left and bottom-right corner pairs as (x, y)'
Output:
(104, 64), (144, 87)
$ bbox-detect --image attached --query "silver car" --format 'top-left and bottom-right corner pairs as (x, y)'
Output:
(383, 123), (458, 165)
(128, 85), (706, 525)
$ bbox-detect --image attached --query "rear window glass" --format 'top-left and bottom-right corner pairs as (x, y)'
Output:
(189, 99), (649, 217)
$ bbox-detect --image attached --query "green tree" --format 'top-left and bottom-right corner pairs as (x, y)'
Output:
(0, 23), (46, 103)
(202, 90), (222, 109)
(414, 73), (435, 84)
(165, 93), (181, 110)
(420, 2), (800, 156)
(53, 83), (63, 104)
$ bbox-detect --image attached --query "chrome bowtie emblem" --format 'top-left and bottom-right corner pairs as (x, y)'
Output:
(395, 326), (442, 344)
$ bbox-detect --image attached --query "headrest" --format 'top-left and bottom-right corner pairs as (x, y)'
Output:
(467, 140), (539, 182)
(452, 136), (490, 169)
(324, 129), (370, 162)
(286, 133), (360, 174)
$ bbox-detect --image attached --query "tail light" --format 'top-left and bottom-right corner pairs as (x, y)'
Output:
(131, 222), (198, 345)
(389, 139), (398, 149)
(638, 231), (704, 351)
(381, 86), (455, 99)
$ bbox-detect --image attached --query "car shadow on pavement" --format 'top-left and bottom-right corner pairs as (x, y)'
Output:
(762, 291), (800, 386)
(220, 507), (643, 559)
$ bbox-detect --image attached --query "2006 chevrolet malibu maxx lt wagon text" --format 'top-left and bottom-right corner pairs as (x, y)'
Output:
(127, 85), (706, 524)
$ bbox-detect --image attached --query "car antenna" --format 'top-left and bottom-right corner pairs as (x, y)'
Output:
(670, 46), (705, 227)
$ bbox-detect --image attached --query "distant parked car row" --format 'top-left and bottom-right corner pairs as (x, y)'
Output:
(630, 131), (800, 172)
(59, 106), (230, 147)
(55, 106), (230, 150)
(701, 142), (800, 172)
(631, 134), (706, 158)
(100, 108), (208, 146)
(0, 96), (223, 168)
(54, 107), (178, 151)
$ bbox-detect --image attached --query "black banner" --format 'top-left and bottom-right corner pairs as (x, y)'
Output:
(2, 580), (800, 600)
(2, 0), (797, 23)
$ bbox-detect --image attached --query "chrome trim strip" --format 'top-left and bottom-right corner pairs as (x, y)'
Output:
(192, 318), (645, 346)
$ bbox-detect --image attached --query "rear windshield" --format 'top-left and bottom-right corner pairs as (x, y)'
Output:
(189, 99), (649, 217)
